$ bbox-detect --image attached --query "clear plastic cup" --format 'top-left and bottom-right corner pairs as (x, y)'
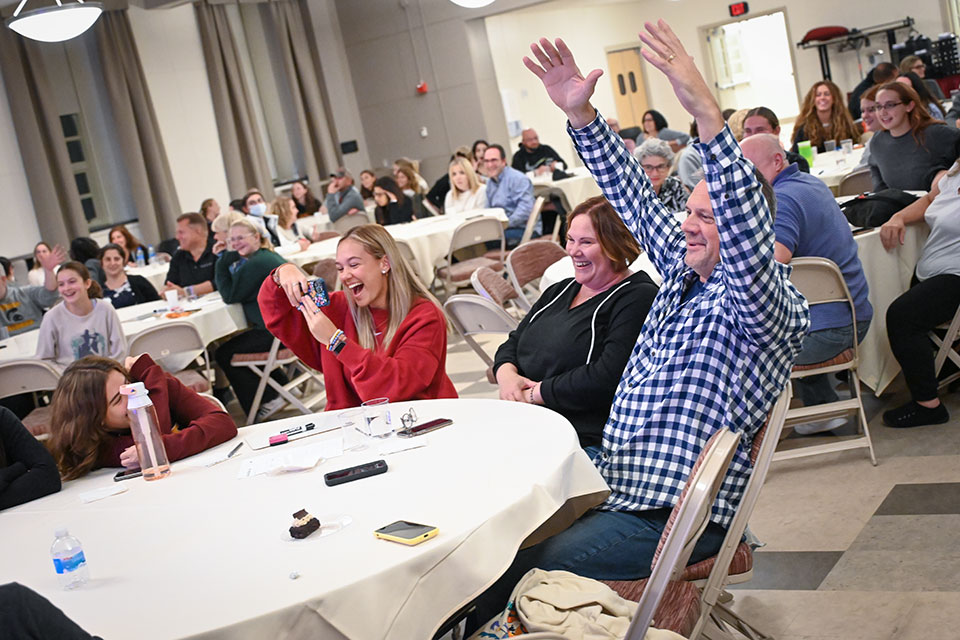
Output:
(164, 289), (178, 306)
(338, 408), (368, 451)
(841, 138), (853, 155)
(362, 397), (393, 439)
(824, 139), (837, 152)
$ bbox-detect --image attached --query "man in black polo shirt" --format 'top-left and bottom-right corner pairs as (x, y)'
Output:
(164, 213), (217, 298)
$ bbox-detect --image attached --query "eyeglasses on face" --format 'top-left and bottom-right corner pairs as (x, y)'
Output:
(228, 233), (254, 243)
(877, 101), (904, 112)
(641, 163), (670, 173)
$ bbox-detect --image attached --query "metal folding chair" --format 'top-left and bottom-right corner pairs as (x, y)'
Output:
(0, 359), (61, 439)
(231, 337), (326, 425)
(128, 321), (212, 393)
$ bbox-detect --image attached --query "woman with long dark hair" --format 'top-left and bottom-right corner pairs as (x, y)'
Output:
(790, 80), (861, 153)
(372, 176), (413, 225)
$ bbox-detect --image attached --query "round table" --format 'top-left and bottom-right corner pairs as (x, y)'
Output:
(0, 398), (609, 639)
(810, 147), (865, 190)
(125, 262), (169, 292)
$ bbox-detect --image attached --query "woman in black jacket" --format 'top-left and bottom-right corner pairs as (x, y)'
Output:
(372, 176), (413, 226)
(493, 197), (658, 449)
(100, 244), (160, 308)
(1, 407), (61, 510)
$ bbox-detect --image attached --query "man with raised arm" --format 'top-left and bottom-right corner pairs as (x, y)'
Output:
(469, 21), (809, 629)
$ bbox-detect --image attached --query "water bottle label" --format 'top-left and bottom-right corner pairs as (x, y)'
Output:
(53, 550), (86, 574)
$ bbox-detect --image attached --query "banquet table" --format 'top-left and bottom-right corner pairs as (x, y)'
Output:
(125, 262), (169, 292)
(284, 209), (508, 281)
(0, 398), (610, 639)
(811, 146), (865, 190)
(0, 293), (247, 365)
(531, 165), (602, 210)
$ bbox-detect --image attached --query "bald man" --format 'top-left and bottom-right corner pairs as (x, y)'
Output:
(741, 133), (872, 433)
(511, 128), (566, 176)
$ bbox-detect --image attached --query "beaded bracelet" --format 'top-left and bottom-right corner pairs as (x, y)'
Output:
(327, 329), (345, 352)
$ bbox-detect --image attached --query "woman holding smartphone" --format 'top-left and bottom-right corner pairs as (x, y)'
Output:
(258, 224), (456, 410)
(48, 354), (237, 480)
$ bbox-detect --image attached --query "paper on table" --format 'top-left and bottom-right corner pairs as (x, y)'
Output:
(237, 440), (341, 478)
(80, 484), (129, 503)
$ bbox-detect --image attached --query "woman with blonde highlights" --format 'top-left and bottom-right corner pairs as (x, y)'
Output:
(270, 196), (313, 251)
(49, 355), (236, 480)
(791, 80), (861, 153)
(444, 156), (486, 214)
(259, 224), (456, 409)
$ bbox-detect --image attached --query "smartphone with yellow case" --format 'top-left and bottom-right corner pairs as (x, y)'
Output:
(374, 520), (438, 546)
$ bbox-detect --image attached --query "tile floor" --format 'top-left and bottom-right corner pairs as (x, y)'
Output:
(227, 333), (960, 640)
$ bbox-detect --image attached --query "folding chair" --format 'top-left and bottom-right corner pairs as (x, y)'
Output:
(505, 240), (568, 311)
(332, 212), (369, 234)
(0, 359), (61, 439)
(774, 257), (877, 465)
(470, 267), (523, 316)
(601, 387), (791, 639)
(421, 198), (442, 217)
(443, 294), (517, 372)
(231, 337), (326, 425)
(485, 196), (545, 261)
(931, 304), (960, 390)
(128, 322), (212, 393)
(396, 239), (428, 288)
(836, 168), (872, 196)
(311, 258), (339, 290)
(435, 216), (505, 295)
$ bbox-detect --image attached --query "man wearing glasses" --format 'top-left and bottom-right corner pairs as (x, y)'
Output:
(483, 144), (539, 248)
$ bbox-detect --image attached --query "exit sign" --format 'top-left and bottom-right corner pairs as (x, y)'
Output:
(729, 1), (749, 17)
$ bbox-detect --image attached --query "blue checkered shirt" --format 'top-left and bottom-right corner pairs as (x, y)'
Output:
(568, 115), (809, 528)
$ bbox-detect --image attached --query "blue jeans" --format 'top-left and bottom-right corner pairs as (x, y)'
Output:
(504, 226), (524, 249)
(466, 445), (728, 631)
(794, 321), (870, 406)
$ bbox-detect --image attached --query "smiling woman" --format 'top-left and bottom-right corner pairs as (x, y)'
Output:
(258, 224), (457, 410)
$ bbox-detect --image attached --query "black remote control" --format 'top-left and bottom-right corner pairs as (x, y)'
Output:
(324, 459), (388, 486)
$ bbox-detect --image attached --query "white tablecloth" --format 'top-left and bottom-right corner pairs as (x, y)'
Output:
(0, 398), (609, 639)
(125, 262), (169, 292)
(811, 147), (865, 189)
(0, 294), (247, 364)
(531, 165), (602, 209)
(285, 209), (508, 280)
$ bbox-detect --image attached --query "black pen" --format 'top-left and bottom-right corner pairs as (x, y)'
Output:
(281, 423), (315, 437)
(226, 442), (243, 459)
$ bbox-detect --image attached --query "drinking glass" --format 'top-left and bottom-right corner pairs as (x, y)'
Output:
(823, 139), (837, 152)
(338, 408), (367, 450)
(362, 397), (393, 439)
(840, 138), (853, 155)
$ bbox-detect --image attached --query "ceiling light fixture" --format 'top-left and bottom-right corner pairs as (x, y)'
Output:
(448, 0), (495, 8)
(6, 0), (104, 43)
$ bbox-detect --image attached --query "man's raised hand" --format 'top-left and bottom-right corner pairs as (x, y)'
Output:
(638, 20), (723, 141)
(523, 38), (602, 129)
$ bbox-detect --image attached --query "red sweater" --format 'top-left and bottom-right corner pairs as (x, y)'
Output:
(258, 277), (457, 410)
(99, 354), (238, 467)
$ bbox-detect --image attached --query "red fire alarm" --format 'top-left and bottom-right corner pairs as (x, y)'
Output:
(728, 2), (748, 17)
(416, 81), (429, 95)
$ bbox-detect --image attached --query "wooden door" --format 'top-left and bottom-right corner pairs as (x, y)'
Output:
(606, 48), (649, 127)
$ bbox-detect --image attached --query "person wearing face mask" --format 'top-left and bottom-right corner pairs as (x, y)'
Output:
(241, 189), (280, 247)
(444, 156), (486, 214)
(215, 220), (289, 420)
(100, 244), (160, 309)
(494, 197), (657, 448)
(35, 262), (126, 372)
(259, 224), (457, 410)
(48, 354), (236, 480)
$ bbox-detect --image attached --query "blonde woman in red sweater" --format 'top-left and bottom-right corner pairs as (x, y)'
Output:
(258, 225), (456, 409)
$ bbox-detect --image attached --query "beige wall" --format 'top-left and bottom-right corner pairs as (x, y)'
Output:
(128, 4), (230, 215)
(0, 67), (41, 257)
(486, 0), (946, 167)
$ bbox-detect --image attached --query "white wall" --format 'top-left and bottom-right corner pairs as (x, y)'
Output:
(0, 67), (41, 258)
(485, 0), (946, 165)
(128, 4), (230, 215)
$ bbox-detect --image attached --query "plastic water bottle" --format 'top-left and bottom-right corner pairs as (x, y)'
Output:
(147, 244), (157, 265)
(136, 247), (146, 268)
(51, 528), (89, 589)
(120, 382), (171, 481)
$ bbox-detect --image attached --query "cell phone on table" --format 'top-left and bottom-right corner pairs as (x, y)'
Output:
(374, 520), (438, 546)
(397, 418), (453, 438)
(306, 278), (330, 308)
(114, 468), (142, 482)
